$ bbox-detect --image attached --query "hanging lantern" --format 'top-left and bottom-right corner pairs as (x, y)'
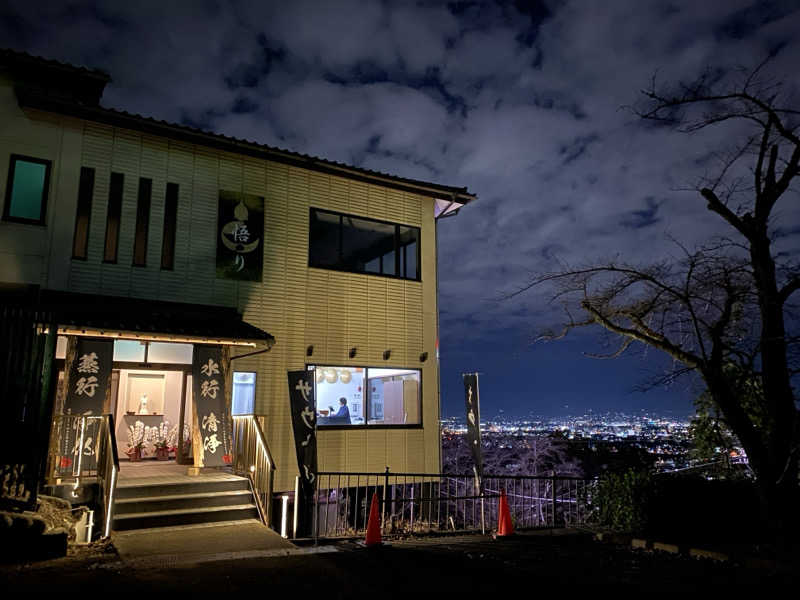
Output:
(316, 369), (325, 384)
(324, 368), (338, 384)
(340, 369), (352, 384)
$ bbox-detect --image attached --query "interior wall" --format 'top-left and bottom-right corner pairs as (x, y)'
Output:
(115, 369), (184, 459)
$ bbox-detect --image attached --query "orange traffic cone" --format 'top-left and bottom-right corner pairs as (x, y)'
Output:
(365, 492), (382, 547)
(497, 488), (514, 536)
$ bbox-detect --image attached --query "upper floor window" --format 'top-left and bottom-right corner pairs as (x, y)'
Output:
(72, 167), (95, 259)
(104, 172), (124, 263)
(3, 155), (52, 225)
(309, 208), (420, 281)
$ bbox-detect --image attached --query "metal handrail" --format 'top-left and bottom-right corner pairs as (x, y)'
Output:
(232, 415), (275, 527)
(45, 414), (119, 538)
(97, 414), (119, 538)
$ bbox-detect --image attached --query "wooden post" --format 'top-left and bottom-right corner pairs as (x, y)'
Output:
(191, 387), (204, 471)
(177, 370), (188, 465)
(222, 345), (233, 466)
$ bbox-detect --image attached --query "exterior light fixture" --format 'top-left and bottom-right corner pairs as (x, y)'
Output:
(281, 495), (289, 538)
(383, 350), (391, 361)
(419, 352), (428, 362)
(349, 347), (357, 358)
(306, 345), (314, 357)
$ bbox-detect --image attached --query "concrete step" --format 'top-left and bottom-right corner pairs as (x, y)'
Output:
(115, 477), (249, 500)
(114, 490), (255, 515)
(113, 504), (259, 531)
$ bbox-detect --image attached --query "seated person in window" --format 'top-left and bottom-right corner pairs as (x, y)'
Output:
(327, 397), (351, 424)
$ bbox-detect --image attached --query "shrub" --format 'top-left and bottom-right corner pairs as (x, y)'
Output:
(592, 469), (652, 533)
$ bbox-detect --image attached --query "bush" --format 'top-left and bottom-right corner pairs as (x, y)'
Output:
(592, 470), (766, 544)
(593, 469), (652, 533)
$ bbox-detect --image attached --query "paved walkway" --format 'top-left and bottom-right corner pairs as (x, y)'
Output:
(113, 520), (298, 565)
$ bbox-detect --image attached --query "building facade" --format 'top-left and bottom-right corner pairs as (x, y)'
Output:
(0, 50), (475, 500)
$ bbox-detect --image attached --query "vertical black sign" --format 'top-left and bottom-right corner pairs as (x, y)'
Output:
(192, 345), (232, 467)
(288, 370), (318, 535)
(216, 190), (264, 281)
(61, 338), (113, 475)
(463, 373), (483, 480)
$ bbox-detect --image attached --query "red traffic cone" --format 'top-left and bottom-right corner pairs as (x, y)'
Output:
(365, 492), (382, 547)
(497, 488), (514, 536)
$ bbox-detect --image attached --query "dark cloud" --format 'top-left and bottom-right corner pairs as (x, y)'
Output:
(620, 197), (664, 230)
(3, 0), (799, 417)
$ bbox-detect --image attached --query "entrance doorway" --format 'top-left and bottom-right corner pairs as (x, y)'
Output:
(113, 366), (193, 465)
(55, 338), (196, 467)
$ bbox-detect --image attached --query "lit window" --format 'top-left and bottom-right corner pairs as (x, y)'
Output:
(232, 372), (256, 415)
(113, 340), (146, 362)
(3, 154), (51, 225)
(147, 342), (192, 364)
(312, 365), (420, 427)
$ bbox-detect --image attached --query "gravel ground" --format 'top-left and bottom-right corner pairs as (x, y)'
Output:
(2, 530), (796, 592)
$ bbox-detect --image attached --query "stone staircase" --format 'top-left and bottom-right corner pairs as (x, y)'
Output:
(113, 473), (260, 531)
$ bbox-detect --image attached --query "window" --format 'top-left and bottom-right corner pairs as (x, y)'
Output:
(3, 154), (52, 225)
(113, 340), (146, 362)
(132, 177), (152, 266)
(104, 172), (124, 262)
(232, 372), (256, 415)
(161, 182), (179, 270)
(72, 167), (95, 259)
(312, 365), (420, 427)
(109, 340), (192, 364)
(147, 342), (192, 364)
(309, 208), (420, 280)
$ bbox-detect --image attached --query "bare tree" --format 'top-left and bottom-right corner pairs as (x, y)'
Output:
(513, 60), (800, 540)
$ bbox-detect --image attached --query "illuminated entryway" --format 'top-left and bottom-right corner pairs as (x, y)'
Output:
(56, 337), (195, 466)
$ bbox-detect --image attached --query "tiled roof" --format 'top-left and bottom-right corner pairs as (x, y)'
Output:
(0, 47), (110, 81)
(3, 48), (476, 204)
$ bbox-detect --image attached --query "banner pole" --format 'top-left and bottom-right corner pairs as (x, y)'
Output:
(475, 372), (485, 534)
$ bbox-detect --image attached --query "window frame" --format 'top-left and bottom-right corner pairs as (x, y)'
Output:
(160, 182), (179, 270)
(308, 207), (421, 282)
(231, 371), (257, 416)
(309, 364), (423, 430)
(2, 154), (52, 226)
(132, 177), (152, 267)
(103, 172), (124, 263)
(71, 166), (95, 259)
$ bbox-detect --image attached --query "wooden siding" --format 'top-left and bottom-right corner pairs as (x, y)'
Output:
(1, 82), (441, 493)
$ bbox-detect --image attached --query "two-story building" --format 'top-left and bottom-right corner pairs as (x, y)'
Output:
(0, 49), (474, 536)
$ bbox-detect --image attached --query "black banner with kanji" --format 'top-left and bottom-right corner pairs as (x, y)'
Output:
(288, 370), (317, 535)
(216, 190), (264, 282)
(60, 337), (113, 475)
(192, 345), (232, 467)
(64, 338), (113, 415)
(463, 373), (483, 480)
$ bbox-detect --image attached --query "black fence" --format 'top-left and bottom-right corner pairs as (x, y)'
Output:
(311, 470), (595, 539)
(0, 294), (57, 511)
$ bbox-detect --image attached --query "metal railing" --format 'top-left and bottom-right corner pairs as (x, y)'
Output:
(45, 414), (119, 538)
(232, 415), (275, 527)
(97, 415), (119, 537)
(313, 470), (596, 539)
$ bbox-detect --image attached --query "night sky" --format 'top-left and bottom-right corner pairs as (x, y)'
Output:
(4, 1), (799, 419)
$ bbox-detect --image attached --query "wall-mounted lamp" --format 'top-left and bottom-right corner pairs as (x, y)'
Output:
(419, 352), (428, 363)
(349, 347), (357, 359)
(306, 345), (314, 357)
(383, 349), (391, 361)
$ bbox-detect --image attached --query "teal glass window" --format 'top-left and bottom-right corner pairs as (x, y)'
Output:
(3, 155), (51, 224)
